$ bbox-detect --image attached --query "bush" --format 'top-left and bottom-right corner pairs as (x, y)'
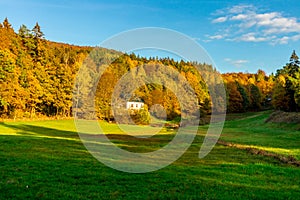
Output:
(265, 110), (300, 123)
(132, 108), (150, 125)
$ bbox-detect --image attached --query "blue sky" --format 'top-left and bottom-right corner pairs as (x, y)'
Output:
(1, 0), (300, 74)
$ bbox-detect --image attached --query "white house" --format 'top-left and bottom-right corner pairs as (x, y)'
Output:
(126, 102), (144, 110)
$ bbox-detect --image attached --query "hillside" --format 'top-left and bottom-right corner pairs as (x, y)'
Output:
(0, 18), (299, 121)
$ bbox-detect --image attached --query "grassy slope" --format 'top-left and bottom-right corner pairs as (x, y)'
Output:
(220, 111), (300, 159)
(0, 112), (300, 199)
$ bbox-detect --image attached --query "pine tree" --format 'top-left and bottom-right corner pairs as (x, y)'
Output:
(290, 50), (299, 66)
(18, 24), (31, 38)
(32, 22), (44, 39)
(3, 17), (12, 30)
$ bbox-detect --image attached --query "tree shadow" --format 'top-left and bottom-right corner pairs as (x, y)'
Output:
(0, 122), (78, 139)
(0, 122), (171, 152)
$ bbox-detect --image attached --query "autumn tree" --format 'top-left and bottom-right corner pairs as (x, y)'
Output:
(249, 84), (262, 111)
(273, 50), (300, 112)
(0, 19), (93, 118)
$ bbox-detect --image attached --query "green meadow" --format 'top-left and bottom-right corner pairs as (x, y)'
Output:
(1, 111), (300, 199)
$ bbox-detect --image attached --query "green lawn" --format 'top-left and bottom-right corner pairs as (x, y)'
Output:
(0, 112), (300, 199)
(220, 111), (300, 159)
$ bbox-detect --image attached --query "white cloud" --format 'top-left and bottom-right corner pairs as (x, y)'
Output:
(231, 14), (248, 20)
(291, 34), (300, 41)
(208, 34), (226, 40)
(224, 58), (249, 68)
(256, 13), (300, 34)
(208, 4), (300, 45)
(212, 16), (228, 23)
(271, 34), (300, 45)
(255, 12), (278, 26)
(192, 37), (201, 41)
(275, 36), (290, 44)
(233, 60), (248, 65)
(228, 5), (254, 14)
(235, 33), (274, 42)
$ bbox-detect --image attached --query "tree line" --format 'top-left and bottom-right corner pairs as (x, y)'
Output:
(0, 19), (299, 120)
(222, 50), (300, 113)
(0, 18), (91, 119)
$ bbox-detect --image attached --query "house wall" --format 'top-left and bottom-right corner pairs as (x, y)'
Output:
(126, 102), (144, 109)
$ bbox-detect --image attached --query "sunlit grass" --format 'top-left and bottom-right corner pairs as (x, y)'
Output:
(219, 111), (300, 159)
(1, 111), (300, 199)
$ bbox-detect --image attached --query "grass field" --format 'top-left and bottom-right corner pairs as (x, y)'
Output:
(1, 111), (300, 199)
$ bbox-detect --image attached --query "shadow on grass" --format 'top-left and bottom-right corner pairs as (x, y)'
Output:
(1, 122), (300, 199)
(0, 122), (174, 139)
(2, 120), (298, 167)
(0, 122), (79, 139)
(0, 122), (176, 153)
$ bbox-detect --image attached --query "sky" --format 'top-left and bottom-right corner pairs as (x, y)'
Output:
(1, 0), (300, 74)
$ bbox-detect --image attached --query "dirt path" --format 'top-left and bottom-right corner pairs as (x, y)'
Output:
(218, 140), (300, 167)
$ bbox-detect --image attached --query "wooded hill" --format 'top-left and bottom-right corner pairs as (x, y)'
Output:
(0, 19), (299, 120)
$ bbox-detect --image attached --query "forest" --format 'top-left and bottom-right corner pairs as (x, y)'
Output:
(0, 18), (299, 121)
